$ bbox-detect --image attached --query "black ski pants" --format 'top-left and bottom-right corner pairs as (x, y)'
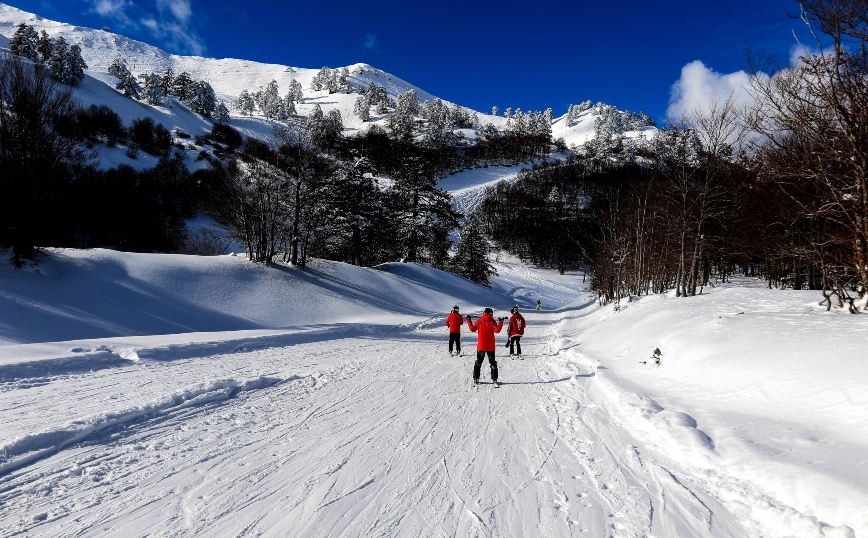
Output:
(473, 351), (498, 382)
(449, 332), (461, 354)
(509, 336), (522, 355)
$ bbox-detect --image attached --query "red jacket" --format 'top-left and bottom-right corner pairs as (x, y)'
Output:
(467, 313), (503, 351)
(508, 313), (525, 337)
(446, 312), (463, 333)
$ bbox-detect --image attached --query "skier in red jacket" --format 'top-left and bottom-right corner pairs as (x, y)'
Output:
(445, 305), (464, 356)
(466, 307), (504, 386)
(506, 305), (526, 358)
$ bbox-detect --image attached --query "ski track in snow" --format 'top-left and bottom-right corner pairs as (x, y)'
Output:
(0, 268), (864, 536)
(0, 310), (761, 537)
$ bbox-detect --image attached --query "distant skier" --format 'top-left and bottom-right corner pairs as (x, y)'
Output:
(536, 299), (541, 310)
(466, 307), (504, 386)
(445, 305), (463, 356)
(506, 305), (525, 357)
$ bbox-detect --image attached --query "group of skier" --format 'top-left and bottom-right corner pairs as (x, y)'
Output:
(445, 304), (526, 387)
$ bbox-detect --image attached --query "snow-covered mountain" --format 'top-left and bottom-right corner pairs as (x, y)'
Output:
(0, 3), (475, 139)
(0, 2), (650, 155)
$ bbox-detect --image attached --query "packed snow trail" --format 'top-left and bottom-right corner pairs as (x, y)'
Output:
(0, 311), (740, 537)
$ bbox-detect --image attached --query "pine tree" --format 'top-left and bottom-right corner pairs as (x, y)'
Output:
(47, 37), (87, 86)
(140, 72), (165, 104)
(387, 89), (419, 139)
(450, 218), (495, 288)
(188, 80), (217, 117)
(108, 56), (141, 99)
(364, 81), (379, 106)
(491, 106), (498, 117)
(171, 71), (194, 101)
(37, 30), (54, 64)
(424, 98), (453, 147)
(236, 89), (255, 115)
(9, 22), (39, 60)
(390, 149), (460, 263)
(283, 93), (297, 117)
(159, 67), (174, 97)
(213, 101), (231, 125)
(353, 95), (370, 122)
(287, 79), (303, 102)
(310, 66), (337, 93)
(255, 80), (282, 119)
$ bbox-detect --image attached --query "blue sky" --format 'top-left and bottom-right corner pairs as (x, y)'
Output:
(13, 0), (804, 122)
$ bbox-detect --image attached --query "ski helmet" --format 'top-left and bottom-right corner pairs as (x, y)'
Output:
(484, 307), (493, 315)
(453, 305), (460, 312)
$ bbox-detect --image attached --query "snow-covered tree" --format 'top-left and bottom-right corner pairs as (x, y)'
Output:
(283, 93), (297, 117)
(159, 67), (174, 97)
(236, 89), (255, 116)
(287, 79), (303, 102)
(503, 107), (512, 119)
(9, 22), (39, 60)
(353, 95), (370, 122)
(37, 30), (54, 64)
(424, 98), (453, 148)
(171, 71), (194, 101)
(140, 72), (165, 104)
(108, 56), (141, 99)
(364, 81), (378, 104)
(213, 101), (231, 125)
(188, 80), (217, 117)
(47, 38), (87, 86)
(491, 106), (498, 117)
(255, 80), (283, 120)
(387, 89), (419, 138)
(337, 66), (349, 87)
(310, 66), (337, 93)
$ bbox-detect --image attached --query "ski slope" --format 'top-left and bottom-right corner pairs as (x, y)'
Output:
(0, 249), (865, 537)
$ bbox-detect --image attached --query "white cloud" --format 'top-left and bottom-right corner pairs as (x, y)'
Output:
(89, 0), (134, 25)
(156, 0), (192, 24)
(666, 60), (754, 124)
(140, 17), (205, 56)
(86, 0), (206, 55)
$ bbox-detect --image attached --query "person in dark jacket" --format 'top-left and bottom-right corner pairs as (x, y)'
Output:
(506, 305), (525, 357)
(445, 305), (463, 355)
(466, 307), (504, 385)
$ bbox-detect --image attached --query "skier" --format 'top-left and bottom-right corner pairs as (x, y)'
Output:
(506, 305), (525, 357)
(536, 299), (541, 310)
(466, 307), (504, 386)
(445, 305), (463, 356)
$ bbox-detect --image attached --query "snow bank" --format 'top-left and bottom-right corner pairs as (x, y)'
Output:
(556, 280), (868, 536)
(0, 249), (511, 346)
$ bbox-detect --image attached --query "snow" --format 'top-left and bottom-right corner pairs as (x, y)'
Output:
(1, 249), (865, 537)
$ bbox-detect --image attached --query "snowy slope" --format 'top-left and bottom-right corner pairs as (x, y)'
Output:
(1, 255), (864, 536)
(551, 107), (657, 149)
(0, 249), (510, 346)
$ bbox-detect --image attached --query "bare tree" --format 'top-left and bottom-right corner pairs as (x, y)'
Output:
(0, 53), (90, 266)
(746, 0), (868, 310)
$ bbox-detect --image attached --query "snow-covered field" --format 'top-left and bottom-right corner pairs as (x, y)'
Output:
(1, 248), (865, 537)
